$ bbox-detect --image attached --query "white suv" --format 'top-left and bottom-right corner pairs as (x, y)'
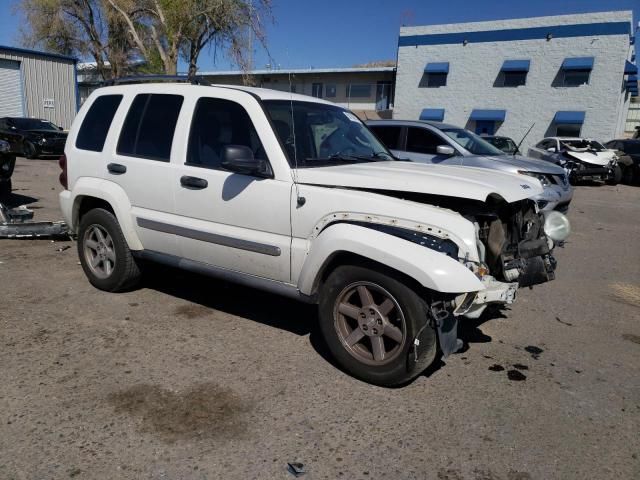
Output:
(59, 79), (570, 386)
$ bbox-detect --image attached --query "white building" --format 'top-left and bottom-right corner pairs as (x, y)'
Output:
(394, 11), (638, 149)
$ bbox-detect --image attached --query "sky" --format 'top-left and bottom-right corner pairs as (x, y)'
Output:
(0, 0), (638, 72)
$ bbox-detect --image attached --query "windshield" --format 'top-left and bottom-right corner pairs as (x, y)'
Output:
(263, 100), (393, 167)
(561, 140), (604, 151)
(485, 137), (518, 154)
(440, 128), (505, 156)
(10, 118), (60, 131)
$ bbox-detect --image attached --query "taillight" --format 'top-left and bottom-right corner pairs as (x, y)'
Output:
(58, 154), (68, 189)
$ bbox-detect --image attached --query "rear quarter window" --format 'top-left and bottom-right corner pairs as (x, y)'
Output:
(117, 94), (184, 161)
(75, 95), (123, 152)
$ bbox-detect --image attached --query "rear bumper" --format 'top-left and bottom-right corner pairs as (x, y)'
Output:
(58, 190), (74, 232)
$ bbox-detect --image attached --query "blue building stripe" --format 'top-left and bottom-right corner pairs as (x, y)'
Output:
(398, 22), (631, 47)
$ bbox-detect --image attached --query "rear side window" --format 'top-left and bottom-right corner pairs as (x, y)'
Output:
(370, 126), (403, 150)
(76, 95), (122, 152)
(117, 94), (183, 161)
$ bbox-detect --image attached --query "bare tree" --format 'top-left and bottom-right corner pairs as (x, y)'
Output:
(107, 0), (272, 78)
(19, 0), (136, 80)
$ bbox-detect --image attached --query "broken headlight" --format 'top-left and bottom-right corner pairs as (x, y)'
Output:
(357, 222), (460, 259)
(518, 170), (550, 186)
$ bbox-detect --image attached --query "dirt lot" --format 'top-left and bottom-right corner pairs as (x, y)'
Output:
(1, 157), (639, 480)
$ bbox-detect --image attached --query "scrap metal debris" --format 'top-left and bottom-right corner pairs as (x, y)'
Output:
(0, 203), (69, 239)
(287, 462), (306, 477)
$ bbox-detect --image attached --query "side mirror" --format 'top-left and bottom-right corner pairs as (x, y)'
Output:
(221, 145), (269, 177)
(436, 145), (455, 156)
(546, 147), (557, 152)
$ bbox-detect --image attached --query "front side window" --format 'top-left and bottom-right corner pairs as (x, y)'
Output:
(427, 73), (447, 88)
(117, 94), (183, 161)
(76, 95), (122, 152)
(503, 71), (527, 87)
(370, 126), (403, 150)
(186, 97), (268, 170)
(263, 100), (393, 167)
(441, 128), (504, 156)
(406, 127), (445, 154)
(563, 70), (590, 87)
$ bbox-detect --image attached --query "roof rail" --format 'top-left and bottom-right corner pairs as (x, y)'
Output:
(101, 75), (211, 87)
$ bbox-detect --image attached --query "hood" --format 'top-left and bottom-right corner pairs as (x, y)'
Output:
(473, 154), (566, 175)
(294, 161), (543, 204)
(564, 149), (614, 166)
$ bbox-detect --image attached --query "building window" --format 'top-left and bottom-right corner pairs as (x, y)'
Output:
(312, 83), (323, 98)
(502, 71), (527, 87)
(426, 73), (447, 88)
(556, 124), (581, 137)
(325, 84), (337, 98)
(563, 70), (590, 87)
(346, 84), (372, 98)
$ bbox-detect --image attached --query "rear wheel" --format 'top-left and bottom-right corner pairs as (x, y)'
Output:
(318, 264), (436, 386)
(77, 208), (141, 292)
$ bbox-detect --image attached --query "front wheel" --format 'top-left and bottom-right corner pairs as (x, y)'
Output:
(606, 165), (622, 185)
(621, 165), (634, 185)
(318, 264), (437, 386)
(23, 141), (38, 159)
(77, 208), (141, 292)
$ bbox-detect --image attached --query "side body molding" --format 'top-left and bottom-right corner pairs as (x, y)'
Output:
(297, 223), (484, 296)
(68, 178), (143, 250)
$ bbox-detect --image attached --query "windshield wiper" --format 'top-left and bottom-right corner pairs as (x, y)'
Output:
(325, 153), (382, 162)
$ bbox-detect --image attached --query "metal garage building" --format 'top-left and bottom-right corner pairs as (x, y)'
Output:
(0, 46), (78, 129)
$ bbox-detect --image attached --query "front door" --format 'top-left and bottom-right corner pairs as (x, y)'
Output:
(171, 95), (292, 282)
(474, 120), (495, 136)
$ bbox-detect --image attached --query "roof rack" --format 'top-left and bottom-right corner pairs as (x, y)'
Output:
(101, 75), (211, 87)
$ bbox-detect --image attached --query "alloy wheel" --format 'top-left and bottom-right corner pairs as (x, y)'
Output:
(83, 224), (116, 279)
(333, 281), (407, 366)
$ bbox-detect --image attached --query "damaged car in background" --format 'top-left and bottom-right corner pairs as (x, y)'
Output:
(528, 137), (620, 185)
(59, 81), (571, 386)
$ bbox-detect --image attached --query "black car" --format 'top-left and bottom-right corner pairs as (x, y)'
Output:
(0, 139), (16, 196)
(482, 135), (521, 155)
(0, 117), (67, 159)
(604, 139), (640, 184)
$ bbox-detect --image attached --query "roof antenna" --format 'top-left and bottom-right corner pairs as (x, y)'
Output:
(514, 123), (535, 156)
(287, 60), (305, 207)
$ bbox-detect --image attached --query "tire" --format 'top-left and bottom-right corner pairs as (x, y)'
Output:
(0, 179), (10, 197)
(23, 141), (38, 159)
(606, 165), (622, 185)
(0, 154), (15, 179)
(318, 264), (437, 386)
(621, 165), (634, 185)
(77, 208), (141, 292)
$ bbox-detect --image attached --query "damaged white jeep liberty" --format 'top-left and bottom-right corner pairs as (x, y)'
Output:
(59, 79), (570, 386)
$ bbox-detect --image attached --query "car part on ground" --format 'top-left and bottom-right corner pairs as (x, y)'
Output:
(0, 203), (69, 238)
(528, 137), (619, 185)
(59, 79), (570, 386)
(366, 119), (573, 213)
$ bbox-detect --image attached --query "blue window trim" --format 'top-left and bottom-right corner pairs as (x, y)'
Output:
(553, 111), (585, 124)
(424, 62), (449, 73)
(398, 22), (631, 47)
(419, 108), (445, 121)
(470, 109), (506, 122)
(561, 57), (594, 71)
(624, 60), (638, 75)
(501, 59), (530, 72)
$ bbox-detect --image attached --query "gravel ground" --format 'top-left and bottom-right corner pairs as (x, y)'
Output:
(1, 157), (639, 480)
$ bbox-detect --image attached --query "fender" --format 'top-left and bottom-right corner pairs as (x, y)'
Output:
(297, 223), (484, 296)
(68, 177), (143, 250)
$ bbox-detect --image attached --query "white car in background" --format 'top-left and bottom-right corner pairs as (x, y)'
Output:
(528, 137), (620, 185)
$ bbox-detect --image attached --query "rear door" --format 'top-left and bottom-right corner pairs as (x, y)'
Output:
(405, 126), (461, 165)
(105, 92), (184, 255)
(170, 92), (292, 282)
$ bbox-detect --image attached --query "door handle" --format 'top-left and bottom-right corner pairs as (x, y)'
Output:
(180, 176), (208, 190)
(107, 163), (127, 175)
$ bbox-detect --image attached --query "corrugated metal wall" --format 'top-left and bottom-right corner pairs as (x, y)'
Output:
(0, 48), (77, 129)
